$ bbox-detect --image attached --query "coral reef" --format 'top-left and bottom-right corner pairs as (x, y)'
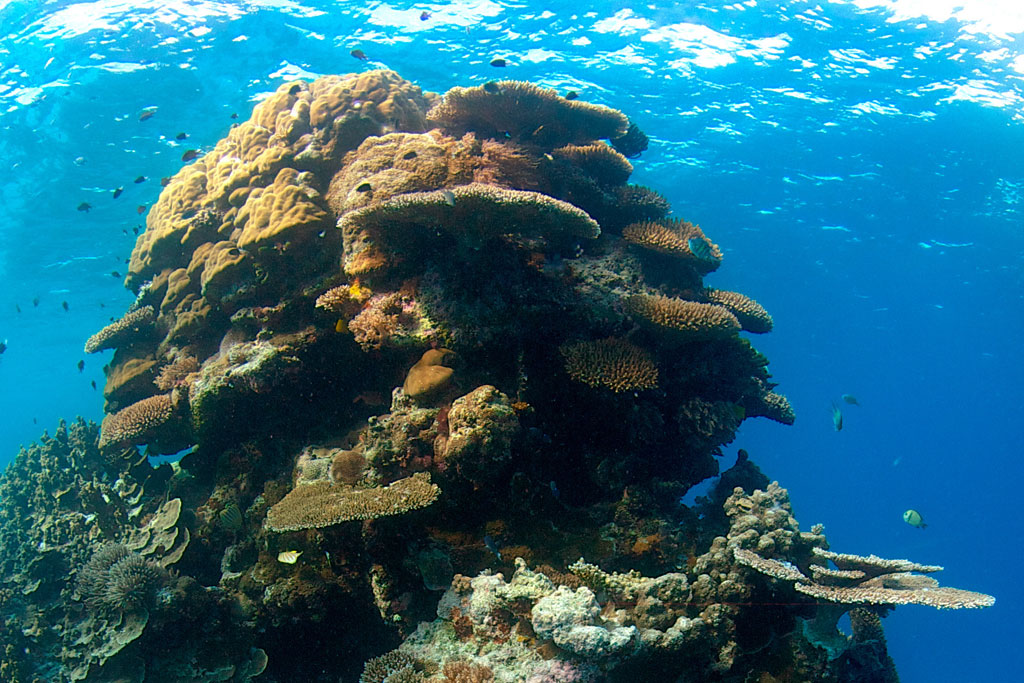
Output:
(1, 70), (992, 683)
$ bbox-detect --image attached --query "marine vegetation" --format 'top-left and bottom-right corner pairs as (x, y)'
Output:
(0, 71), (992, 682)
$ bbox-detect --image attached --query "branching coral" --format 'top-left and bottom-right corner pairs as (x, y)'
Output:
(266, 472), (440, 532)
(84, 306), (156, 354)
(98, 393), (176, 450)
(359, 650), (420, 683)
(427, 81), (628, 146)
(704, 289), (773, 334)
(626, 294), (740, 341)
(560, 337), (659, 393)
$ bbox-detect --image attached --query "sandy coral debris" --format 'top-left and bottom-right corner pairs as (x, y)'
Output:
(427, 80), (628, 145)
(560, 337), (658, 393)
(84, 306), (155, 353)
(704, 289), (773, 333)
(266, 472), (440, 531)
(626, 293), (741, 340)
(98, 393), (175, 449)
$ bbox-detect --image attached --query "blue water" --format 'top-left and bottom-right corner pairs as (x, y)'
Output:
(1, 1), (1020, 680)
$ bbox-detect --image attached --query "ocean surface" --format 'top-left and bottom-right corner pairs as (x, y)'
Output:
(0, 0), (1020, 680)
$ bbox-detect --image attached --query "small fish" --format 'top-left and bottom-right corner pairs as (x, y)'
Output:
(483, 535), (502, 562)
(441, 189), (456, 207)
(181, 149), (199, 162)
(420, 10), (430, 20)
(355, 182), (372, 193)
(90, 380), (97, 390)
(402, 150), (418, 160)
(77, 202), (92, 212)
(351, 49), (368, 61)
(77, 360), (84, 372)
(830, 402), (843, 432)
(32, 297), (39, 307)
(175, 132), (188, 140)
(903, 509), (927, 529)
(132, 225), (140, 235)
(110, 271), (120, 278)
(334, 319), (346, 333)
(112, 187), (124, 199)
(138, 109), (156, 121)
(230, 112), (238, 119)
(549, 480), (560, 499)
(489, 58), (506, 68)
(687, 237), (716, 263)
(219, 504), (243, 531)
(73, 156), (86, 166)
(0, 340), (6, 354)
(62, 301), (69, 312)
(841, 394), (859, 406)
(15, 304), (21, 313)
(136, 205), (146, 215)
(134, 176), (146, 184)
(277, 550), (302, 564)
(160, 177), (171, 187)
(564, 90), (578, 100)
(32, 417), (37, 424)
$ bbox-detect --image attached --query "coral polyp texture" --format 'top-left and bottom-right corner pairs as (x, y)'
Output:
(2, 71), (991, 682)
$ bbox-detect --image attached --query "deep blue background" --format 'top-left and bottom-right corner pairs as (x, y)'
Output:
(1, 1), (1020, 680)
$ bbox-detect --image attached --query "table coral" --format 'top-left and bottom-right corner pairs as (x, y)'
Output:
(560, 337), (659, 393)
(84, 306), (156, 354)
(626, 293), (741, 341)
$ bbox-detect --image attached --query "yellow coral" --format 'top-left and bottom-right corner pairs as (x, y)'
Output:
(621, 219), (723, 274)
(560, 337), (658, 393)
(705, 289), (773, 333)
(626, 293), (740, 341)
(234, 168), (330, 250)
(266, 472), (440, 532)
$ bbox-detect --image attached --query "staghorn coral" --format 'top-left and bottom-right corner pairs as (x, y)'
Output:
(427, 81), (628, 146)
(360, 650), (420, 683)
(98, 392), (177, 450)
(560, 337), (659, 393)
(265, 472), (440, 532)
(339, 183), (600, 277)
(84, 306), (156, 354)
(626, 293), (741, 341)
(705, 289), (773, 333)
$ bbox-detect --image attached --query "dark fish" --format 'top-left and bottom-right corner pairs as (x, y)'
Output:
(132, 225), (140, 235)
(122, 228), (128, 235)
(489, 58), (506, 67)
(230, 112), (238, 119)
(113, 187), (124, 199)
(136, 205), (146, 214)
(134, 175), (146, 184)
(402, 150), (417, 160)
(351, 49), (368, 61)
(15, 304), (21, 313)
(181, 149), (199, 162)
(62, 301), (69, 312)
(175, 132), (188, 140)
(842, 394), (860, 406)
(138, 109), (156, 121)
(830, 402), (843, 432)
(687, 237), (716, 263)
(355, 182), (372, 193)
(288, 83), (301, 95)
(482, 81), (501, 94)
(565, 90), (579, 100)
(32, 297), (39, 307)
(77, 202), (91, 212)
(33, 417), (37, 424)
(483, 535), (502, 561)
(100, 303), (105, 308)
(77, 360), (84, 372)
(110, 271), (120, 278)
(420, 10), (430, 20)
(90, 380), (97, 390)
(160, 177), (171, 187)
(0, 340), (6, 354)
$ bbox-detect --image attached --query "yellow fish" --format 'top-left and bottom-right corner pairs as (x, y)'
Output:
(277, 550), (303, 564)
(903, 509), (927, 529)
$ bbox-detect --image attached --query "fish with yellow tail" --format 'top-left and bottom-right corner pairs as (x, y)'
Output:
(277, 550), (303, 564)
(903, 509), (927, 529)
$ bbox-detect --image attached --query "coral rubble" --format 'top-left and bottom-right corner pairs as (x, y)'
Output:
(0, 71), (993, 682)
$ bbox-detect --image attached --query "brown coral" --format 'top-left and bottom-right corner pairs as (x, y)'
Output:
(553, 143), (633, 186)
(427, 80), (628, 146)
(626, 294), (740, 341)
(154, 355), (199, 391)
(560, 337), (658, 393)
(266, 472), (440, 532)
(98, 393), (176, 450)
(403, 349), (456, 401)
(705, 289), (773, 333)
(442, 660), (494, 683)
(233, 167), (330, 250)
(340, 183), (600, 277)
(83, 306), (155, 354)
(622, 218), (723, 273)
(329, 448), (366, 486)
